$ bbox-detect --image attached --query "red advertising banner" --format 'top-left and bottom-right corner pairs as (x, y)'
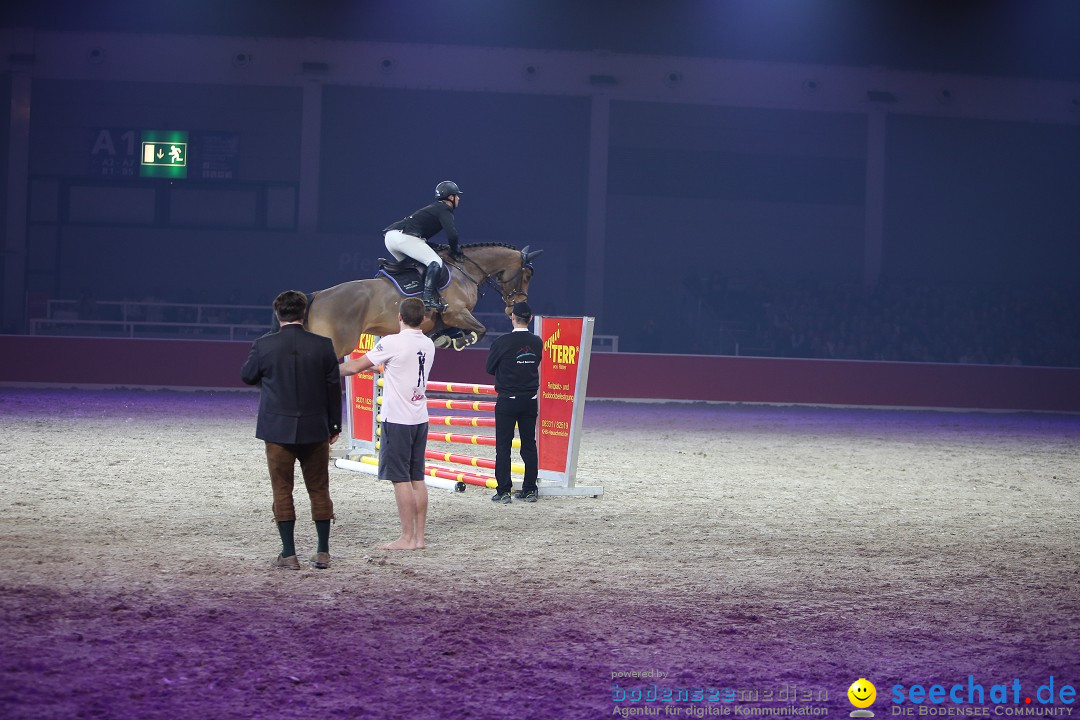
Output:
(537, 316), (584, 474)
(347, 333), (378, 443)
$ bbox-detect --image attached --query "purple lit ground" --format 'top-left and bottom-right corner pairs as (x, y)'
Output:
(1, 388), (1077, 719)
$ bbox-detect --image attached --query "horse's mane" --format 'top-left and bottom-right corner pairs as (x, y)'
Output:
(430, 242), (519, 252)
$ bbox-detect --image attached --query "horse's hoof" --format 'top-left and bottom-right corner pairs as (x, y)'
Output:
(433, 336), (452, 349)
(451, 331), (479, 351)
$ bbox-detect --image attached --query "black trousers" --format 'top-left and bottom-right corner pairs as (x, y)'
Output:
(494, 395), (538, 495)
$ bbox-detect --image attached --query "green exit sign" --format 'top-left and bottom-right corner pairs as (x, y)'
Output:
(140, 130), (188, 178)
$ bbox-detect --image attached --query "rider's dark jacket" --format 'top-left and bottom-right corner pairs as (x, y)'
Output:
(384, 201), (460, 252)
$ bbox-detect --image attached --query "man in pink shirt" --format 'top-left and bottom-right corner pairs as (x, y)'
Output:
(340, 297), (436, 550)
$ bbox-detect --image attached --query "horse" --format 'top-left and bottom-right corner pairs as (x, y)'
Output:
(306, 243), (543, 358)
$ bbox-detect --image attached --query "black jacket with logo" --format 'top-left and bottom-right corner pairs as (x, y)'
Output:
(486, 330), (543, 397)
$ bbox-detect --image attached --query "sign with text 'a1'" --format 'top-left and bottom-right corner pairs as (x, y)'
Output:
(91, 129), (238, 180)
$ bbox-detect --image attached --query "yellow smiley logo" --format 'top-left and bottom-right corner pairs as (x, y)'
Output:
(848, 678), (877, 708)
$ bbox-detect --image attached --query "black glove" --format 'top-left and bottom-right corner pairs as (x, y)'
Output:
(449, 243), (465, 260)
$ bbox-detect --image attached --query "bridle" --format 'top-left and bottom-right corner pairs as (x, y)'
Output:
(498, 263), (531, 306)
(444, 249), (533, 309)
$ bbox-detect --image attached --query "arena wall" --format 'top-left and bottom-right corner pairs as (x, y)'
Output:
(2, 335), (1077, 412)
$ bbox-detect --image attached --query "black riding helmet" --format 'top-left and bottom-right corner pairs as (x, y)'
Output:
(435, 180), (462, 200)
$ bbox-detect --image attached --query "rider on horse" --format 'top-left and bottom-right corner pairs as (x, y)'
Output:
(383, 181), (466, 310)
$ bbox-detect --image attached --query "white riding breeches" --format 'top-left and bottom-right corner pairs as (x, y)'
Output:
(384, 230), (442, 267)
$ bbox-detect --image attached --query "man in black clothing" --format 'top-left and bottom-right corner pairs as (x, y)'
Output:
(485, 301), (543, 504)
(383, 180), (466, 310)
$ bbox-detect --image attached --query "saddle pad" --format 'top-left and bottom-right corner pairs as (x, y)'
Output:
(375, 265), (452, 296)
(376, 268), (423, 295)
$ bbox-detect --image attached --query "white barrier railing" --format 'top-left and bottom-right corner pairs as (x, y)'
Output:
(29, 301), (619, 350)
(28, 318), (270, 342)
(44, 299), (270, 324)
(29, 299), (273, 341)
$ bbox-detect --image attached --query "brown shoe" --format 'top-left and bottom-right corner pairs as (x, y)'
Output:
(310, 552), (331, 569)
(272, 554), (300, 570)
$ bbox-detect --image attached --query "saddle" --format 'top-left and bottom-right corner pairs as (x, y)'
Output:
(375, 258), (451, 297)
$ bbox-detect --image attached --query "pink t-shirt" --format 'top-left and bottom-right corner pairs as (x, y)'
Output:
(365, 328), (436, 425)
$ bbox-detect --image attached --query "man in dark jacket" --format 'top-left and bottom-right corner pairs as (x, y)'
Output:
(485, 301), (543, 504)
(242, 290), (342, 570)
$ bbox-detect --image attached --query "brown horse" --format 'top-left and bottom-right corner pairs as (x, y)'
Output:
(306, 243), (543, 358)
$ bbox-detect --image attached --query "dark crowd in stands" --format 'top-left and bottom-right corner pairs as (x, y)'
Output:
(633, 273), (1080, 368)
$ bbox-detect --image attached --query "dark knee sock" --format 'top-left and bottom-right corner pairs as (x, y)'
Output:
(277, 520), (296, 558)
(315, 519), (331, 553)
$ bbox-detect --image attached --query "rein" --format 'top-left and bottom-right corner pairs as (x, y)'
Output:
(443, 252), (529, 306)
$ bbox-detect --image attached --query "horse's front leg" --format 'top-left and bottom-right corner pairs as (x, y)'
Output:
(438, 307), (487, 351)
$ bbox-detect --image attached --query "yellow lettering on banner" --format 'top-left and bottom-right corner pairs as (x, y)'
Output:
(543, 328), (579, 366)
(543, 328), (561, 348)
(547, 343), (577, 365)
(354, 333), (377, 353)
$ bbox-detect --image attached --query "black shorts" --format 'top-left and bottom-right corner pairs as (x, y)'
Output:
(379, 420), (428, 483)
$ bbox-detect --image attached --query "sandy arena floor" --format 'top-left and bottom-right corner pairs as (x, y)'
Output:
(0, 387), (1077, 720)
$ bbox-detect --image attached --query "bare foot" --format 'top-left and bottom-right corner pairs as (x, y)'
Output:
(415, 541), (425, 550)
(378, 539), (416, 551)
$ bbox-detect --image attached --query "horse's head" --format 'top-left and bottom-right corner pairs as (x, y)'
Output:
(443, 243), (543, 316)
(497, 245), (543, 315)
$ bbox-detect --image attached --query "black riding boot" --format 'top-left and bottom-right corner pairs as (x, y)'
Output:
(422, 261), (446, 310)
